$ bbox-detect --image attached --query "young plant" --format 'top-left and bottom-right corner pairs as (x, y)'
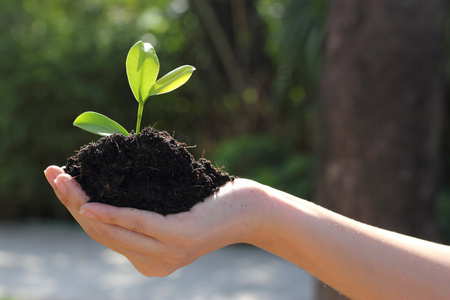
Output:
(73, 41), (195, 136)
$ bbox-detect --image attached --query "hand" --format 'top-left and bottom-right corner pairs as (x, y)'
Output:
(44, 166), (263, 277)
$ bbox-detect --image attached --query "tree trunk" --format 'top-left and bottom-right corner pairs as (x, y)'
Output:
(315, 0), (445, 299)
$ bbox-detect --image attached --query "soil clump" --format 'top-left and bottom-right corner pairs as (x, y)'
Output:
(65, 127), (234, 215)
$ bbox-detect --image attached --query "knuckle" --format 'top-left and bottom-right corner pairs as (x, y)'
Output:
(163, 255), (183, 266)
(129, 220), (147, 235)
(153, 267), (176, 278)
(130, 253), (189, 278)
(160, 250), (191, 268)
(101, 211), (119, 226)
(137, 265), (175, 278)
(136, 266), (153, 277)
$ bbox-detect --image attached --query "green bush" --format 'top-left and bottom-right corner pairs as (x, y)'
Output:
(210, 134), (315, 200)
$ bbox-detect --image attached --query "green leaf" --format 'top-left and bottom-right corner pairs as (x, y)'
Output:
(150, 65), (196, 96)
(126, 41), (160, 103)
(73, 112), (129, 136)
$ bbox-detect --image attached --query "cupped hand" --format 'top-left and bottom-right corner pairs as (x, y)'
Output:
(44, 165), (263, 277)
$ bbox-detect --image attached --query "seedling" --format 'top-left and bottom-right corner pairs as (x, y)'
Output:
(73, 41), (195, 136)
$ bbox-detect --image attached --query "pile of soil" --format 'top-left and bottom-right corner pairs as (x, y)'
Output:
(65, 127), (234, 215)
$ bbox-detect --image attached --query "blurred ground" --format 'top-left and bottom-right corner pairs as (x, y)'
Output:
(0, 221), (315, 300)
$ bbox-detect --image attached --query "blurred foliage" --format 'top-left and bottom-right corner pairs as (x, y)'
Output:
(0, 0), (449, 246)
(0, 0), (321, 218)
(257, 0), (327, 152)
(211, 134), (315, 199)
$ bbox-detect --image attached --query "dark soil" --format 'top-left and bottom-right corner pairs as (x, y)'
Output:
(65, 127), (234, 215)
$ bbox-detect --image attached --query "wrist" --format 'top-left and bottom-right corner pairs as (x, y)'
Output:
(210, 178), (266, 246)
(226, 179), (274, 246)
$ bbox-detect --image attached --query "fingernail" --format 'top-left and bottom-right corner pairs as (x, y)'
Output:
(54, 178), (68, 197)
(79, 208), (96, 220)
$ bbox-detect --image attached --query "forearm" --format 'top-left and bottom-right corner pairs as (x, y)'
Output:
(246, 183), (450, 300)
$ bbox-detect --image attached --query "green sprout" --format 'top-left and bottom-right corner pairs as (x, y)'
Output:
(73, 40), (195, 136)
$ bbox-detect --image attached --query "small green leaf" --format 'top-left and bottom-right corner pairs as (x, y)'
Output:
(74, 112), (129, 136)
(150, 65), (196, 96)
(126, 41), (160, 103)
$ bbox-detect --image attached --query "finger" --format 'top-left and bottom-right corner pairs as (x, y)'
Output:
(80, 206), (166, 253)
(44, 167), (155, 262)
(79, 202), (185, 239)
(44, 165), (65, 189)
(83, 216), (194, 276)
(79, 214), (185, 272)
(45, 167), (89, 222)
(54, 173), (89, 210)
(79, 203), (201, 269)
(82, 217), (159, 257)
(48, 172), (107, 246)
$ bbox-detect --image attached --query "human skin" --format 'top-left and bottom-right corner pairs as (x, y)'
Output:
(45, 165), (450, 300)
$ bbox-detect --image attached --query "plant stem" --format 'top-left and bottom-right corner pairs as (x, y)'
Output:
(136, 102), (144, 134)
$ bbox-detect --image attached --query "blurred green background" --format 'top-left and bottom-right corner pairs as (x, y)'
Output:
(0, 0), (449, 242)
